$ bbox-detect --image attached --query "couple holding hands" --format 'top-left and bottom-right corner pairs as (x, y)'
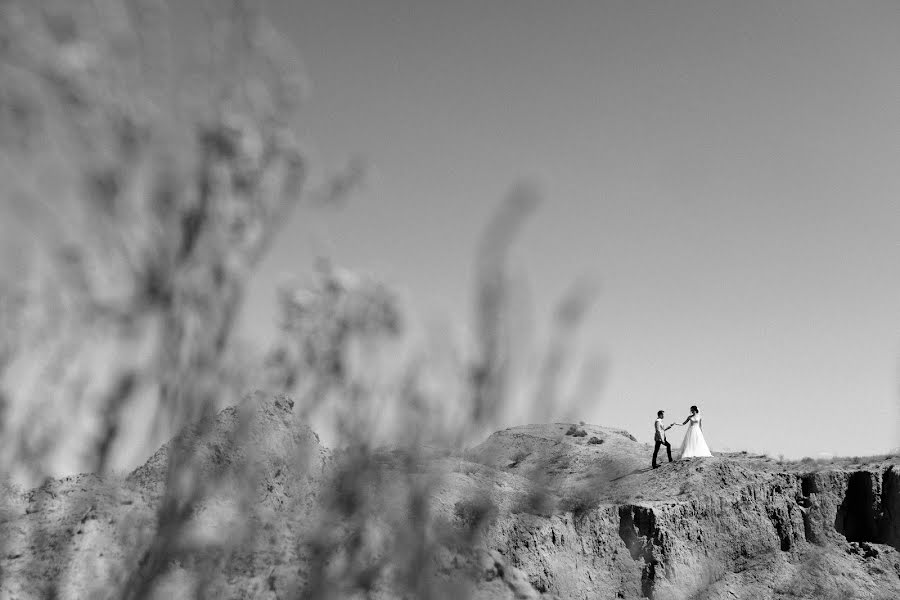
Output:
(653, 405), (712, 468)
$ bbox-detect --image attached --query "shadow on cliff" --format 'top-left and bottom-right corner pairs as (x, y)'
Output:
(835, 465), (900, 549)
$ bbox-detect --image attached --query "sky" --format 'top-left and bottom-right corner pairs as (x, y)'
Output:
(214, 0), (900, 458)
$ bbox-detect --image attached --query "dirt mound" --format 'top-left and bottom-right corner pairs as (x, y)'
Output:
(126, 391), (328, 506)
(0, 394), (549, 599)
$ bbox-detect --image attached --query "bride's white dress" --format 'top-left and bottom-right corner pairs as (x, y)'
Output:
(679, 414), (712, 458)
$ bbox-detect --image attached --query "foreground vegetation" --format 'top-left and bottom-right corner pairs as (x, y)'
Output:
(0, 1), (598, 596)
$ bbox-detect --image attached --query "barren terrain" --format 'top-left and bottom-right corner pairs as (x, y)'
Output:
(1, 393), (898, 599)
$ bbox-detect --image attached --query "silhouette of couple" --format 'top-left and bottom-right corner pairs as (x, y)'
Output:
(652, 405), (712, 468)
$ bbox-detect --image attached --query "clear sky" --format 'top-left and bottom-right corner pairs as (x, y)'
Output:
(222, 0), (900, 458)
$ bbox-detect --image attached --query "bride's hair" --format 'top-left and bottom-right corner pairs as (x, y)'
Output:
(690, 405), (698, 413)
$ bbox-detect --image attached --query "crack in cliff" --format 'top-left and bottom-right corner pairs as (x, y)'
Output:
(768, 505), (793, 551)
(797, 473), (817, 544)
(881, 466), (899, 549)
(618, 505), (659, 599)
(833, 468), (900, 550)
(836, 471), (880, 543)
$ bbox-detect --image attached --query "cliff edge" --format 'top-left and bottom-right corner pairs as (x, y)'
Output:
(0, 395), (897, 599)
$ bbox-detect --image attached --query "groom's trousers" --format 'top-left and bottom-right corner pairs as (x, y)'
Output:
(652, 439), (672, 467)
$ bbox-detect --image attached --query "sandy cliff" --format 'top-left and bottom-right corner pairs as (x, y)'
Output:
(469, 425), (900, 599)
(1, 394), (898, 599)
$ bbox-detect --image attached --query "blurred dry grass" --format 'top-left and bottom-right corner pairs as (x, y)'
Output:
(0, 1), (601, 597)
(0, 0), (317, 483)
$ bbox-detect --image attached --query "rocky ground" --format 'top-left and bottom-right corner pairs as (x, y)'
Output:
(1, 393), (898, 599)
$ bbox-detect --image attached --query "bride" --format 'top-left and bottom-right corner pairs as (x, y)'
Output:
(676, 405), (712, 459)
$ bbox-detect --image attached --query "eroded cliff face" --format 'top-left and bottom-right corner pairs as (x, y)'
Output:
(0, 397), (898, 599)
(467, 427), (900, 600)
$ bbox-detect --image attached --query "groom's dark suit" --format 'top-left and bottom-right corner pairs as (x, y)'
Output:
(652, 417), (673, 468)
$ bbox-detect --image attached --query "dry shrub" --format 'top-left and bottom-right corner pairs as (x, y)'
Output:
(0, 1), (602, 598)
(0, 0), (320, 485)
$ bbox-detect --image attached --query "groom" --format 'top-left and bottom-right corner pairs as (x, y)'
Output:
(652, 410), (674, 468)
